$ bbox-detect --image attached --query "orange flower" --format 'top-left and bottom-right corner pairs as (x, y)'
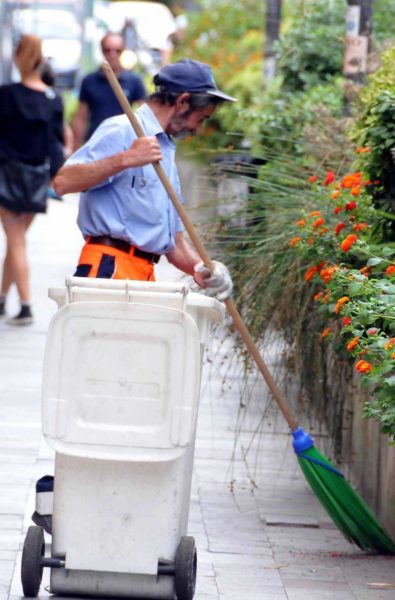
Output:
(334, 222), (346, 236)
(314, 291), (324, 301)
(355, 147), (371, 154)
(347, 337), (359, 352)
(331, 190), (340, 200)
(308, 175), (318, 183)
(341, 172), (363, 188)
(320, 266), (338, 283)
(384, 338), (395, 350)
(333, 206), (343, 214)
(355, 360), (373, 374)
(352, 223), (368, 232)
(342, 316), (352, 326)
(334, 296), (350, 313)
(304, 261), (326, 282)
(309, 210), (321, 217)
(312, 217), (325, 228)
(340, 234), (358, 252)
(305, 266), (319, 282)
(290, 236), (301, 248)
(391, 352), (395, 360)
(351, 186), (361, 197)
(345, 201), (357, 211)
(318, 227), (329, 236)
(323, 171), (335, 186)
(295, 219), (306, 228)
(321, 327), (331, 339)
(385, 265), (395, 276)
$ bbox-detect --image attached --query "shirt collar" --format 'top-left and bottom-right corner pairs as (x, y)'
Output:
(136, 103), (167, 138)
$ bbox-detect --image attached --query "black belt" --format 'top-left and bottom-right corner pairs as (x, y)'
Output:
(87, 236), (160, 263)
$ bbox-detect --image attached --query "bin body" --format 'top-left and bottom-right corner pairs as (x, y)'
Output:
(42, 279), (224, 598)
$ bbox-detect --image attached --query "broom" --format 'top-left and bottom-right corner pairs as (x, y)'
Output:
(102, 61), (395, 554)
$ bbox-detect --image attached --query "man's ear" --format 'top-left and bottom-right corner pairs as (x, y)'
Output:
(175, 92), (190, 110)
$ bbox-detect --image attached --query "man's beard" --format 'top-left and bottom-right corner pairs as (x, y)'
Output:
(172, 129), (194, 140)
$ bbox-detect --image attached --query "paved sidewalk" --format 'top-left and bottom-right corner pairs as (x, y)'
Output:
(0, 195), (394, 600)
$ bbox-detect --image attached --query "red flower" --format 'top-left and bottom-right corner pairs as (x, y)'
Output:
(321, 327), (331, 339)
(333, 206), (343, 215)
(320, 266), (338, 283)
(342, 316), (352, 326)
(334, 222), (346, 236)
(355, 360), (373, 374)
(345, 201), (357, 211)
(347, 337), (359, 352)
(385, 265), (395, 276)
(312, 217), (325, 228)
(308, 175), (318, 183)
(352, 223), (368, 232)
(340, 234), (358, 252)
(323, 171), (335, 186)
(367, 328), (379, 336)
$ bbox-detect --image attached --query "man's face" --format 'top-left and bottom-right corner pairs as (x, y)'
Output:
(167, 104), (217, 140)
(101, 35), (124, 72)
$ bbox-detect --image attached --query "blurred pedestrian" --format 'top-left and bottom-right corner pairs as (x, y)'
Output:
(71, 32), (146, 150)
(0, 34), (65, 325)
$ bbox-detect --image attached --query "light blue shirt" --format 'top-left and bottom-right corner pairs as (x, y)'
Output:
(66, 103), (184, 254)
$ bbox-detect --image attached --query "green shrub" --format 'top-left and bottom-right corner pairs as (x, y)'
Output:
(274, 0), (346, 92)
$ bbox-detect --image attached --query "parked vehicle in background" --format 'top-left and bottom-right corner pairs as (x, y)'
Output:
(102, 1), (176, 75)
(0, 0), (85, 89)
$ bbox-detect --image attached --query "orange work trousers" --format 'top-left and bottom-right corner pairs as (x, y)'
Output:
(74, 242), (156, 281)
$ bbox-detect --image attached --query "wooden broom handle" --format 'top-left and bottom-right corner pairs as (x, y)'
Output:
(102, 61), (298, 432)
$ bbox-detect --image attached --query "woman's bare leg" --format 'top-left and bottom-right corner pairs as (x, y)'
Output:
(0, 207), (35, 303)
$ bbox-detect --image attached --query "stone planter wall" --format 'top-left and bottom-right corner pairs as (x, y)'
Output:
(296, 326), (395, 537)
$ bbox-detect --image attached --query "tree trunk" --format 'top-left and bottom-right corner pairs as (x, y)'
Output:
(343, 0), (373, 115)
(264, 0), (282, 82)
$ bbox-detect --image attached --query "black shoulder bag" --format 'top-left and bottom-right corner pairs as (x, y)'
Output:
(0, 90), (55, 214)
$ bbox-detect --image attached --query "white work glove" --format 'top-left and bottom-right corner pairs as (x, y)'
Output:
(193, 260), (233, 301)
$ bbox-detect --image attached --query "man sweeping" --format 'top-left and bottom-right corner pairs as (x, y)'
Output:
(54, 58), (235, 300)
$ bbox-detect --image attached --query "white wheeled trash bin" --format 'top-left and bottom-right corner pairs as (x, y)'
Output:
(21, 277), (224, 599)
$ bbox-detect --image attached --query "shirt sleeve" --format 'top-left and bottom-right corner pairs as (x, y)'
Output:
(66, 116), (134, 190)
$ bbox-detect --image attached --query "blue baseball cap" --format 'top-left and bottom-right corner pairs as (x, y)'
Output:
(153, 58), (237, 102)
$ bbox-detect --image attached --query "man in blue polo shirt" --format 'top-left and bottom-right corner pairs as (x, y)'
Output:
(55, 59), (235, 300)
(72, 32), (146, 150)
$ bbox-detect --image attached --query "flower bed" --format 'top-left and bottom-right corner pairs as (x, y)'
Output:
(290, 160), (395, 440)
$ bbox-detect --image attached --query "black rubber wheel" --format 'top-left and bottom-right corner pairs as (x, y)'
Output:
(175, 536), (197, 600)
(21, 526), (45, 597)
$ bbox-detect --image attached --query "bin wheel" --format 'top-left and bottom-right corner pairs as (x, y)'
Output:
(21, 526), (45, 597)
(175, 536), (197, 600)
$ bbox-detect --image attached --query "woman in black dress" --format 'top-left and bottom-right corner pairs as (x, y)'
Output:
(0, 34), (64, 325)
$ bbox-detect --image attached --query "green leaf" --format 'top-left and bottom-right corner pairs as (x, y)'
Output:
(348, 281), (363, 295)
(384, 376), (395, 386)
(382, 247), (395, 257)
(367, 257), (383, 266)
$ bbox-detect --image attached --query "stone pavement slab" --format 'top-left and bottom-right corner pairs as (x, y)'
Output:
(1, 194), (394, 600)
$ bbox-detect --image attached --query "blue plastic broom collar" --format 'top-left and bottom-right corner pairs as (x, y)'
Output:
(292, 427), (314, 453)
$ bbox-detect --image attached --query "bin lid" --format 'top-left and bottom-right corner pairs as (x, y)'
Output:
(42, 301), (202, 461)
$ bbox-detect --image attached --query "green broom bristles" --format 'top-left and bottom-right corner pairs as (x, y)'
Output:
(293, 429), (395, 554)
